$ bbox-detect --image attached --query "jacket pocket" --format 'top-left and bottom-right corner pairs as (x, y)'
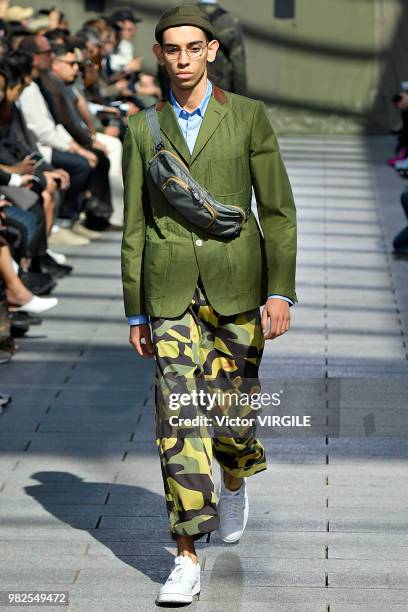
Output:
(143, 240), (172, 299)
(208, 155), (247, 197)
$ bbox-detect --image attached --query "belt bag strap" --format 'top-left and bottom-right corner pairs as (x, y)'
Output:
(145, 104), (165, 154)
(145, 105), (251, 239)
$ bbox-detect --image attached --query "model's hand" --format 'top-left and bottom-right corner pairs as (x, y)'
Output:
(129, 323), (154, 357)
(261, 298), (291, 340)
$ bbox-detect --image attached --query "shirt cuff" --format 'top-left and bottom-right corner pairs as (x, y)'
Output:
(9, 174), (22, 187)
(268, 294), (294, 306)
(127, 315), (149, 325)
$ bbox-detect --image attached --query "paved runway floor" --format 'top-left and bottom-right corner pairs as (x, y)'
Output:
(1, 136), (408, 611)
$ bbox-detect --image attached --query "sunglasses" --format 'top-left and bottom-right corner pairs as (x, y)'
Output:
(56, 59), (79, 66)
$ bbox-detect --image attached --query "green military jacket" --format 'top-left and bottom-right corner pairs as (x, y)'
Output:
(121, 85), (297, 318)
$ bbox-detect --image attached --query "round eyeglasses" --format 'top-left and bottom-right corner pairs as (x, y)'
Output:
(162, 44), (208, 61)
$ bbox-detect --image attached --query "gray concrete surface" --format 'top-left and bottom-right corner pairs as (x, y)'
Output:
(1, 136), (408, 611)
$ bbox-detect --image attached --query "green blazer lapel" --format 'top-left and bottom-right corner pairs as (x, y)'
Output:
(157, 101), (191, 165)
(189, 96), (229, 166)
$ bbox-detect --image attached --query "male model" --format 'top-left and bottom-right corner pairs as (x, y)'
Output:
(121, 4), (297, 605)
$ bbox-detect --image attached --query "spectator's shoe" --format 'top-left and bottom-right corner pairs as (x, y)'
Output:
(217, 477), (248, 543)
(10, 296), (58, 315)
(33, 254), (73, 279)
(395, 159), (408, 172)
(48, 227), (90, 247)
(0, 393), (12, 407)
(387, 149), (407, 166)
(156, 556), (200, 605)
(10, 312), (30, 337)
(19, 271), (56, 296)
(10, 312), (42, 337)
(47, 249), (67, 265)
(72, 221), (101, 240)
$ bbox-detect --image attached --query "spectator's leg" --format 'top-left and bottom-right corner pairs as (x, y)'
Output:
(87, 148), (112, 211)
(401, 187), (408, 219)
(95, 132), (123, 177)
(51, 150), (91, 221)
(398, 111), (408, 152)
(0, 243), (32, 305)
(41, 190), (55, 235)
(95, 132), (124, 227)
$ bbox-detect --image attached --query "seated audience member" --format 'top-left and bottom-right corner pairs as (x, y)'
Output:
(0, 59), (71, 287)
(0, 205), (57, 314)
(0, 51), (73, 269)
(107, 9), (141, 75)
(48, 41), (124, 226)
(0, 53), (70, 232)
(104, 10), (161, 106)
(38, 40), (118, 230)
(18, 35), (111, 238)
(393, 186), (408, 255)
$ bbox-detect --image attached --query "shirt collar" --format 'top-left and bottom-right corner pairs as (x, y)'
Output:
(169, 80), (213, 118)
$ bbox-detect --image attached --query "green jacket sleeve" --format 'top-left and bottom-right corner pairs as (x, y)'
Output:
(249, 101), (298, 303)
(121, 118), (147, 316)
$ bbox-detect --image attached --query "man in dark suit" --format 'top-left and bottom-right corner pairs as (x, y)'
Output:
(40, 42), (113, 230)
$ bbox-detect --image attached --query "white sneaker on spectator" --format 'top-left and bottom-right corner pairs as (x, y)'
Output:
(13, 296), (58, 314)
(156, 555), (200, 604)
(47, 249), (67, 265)
(217, 477), (248, 543)
(11, 258), (19, 274)
(48, 227), (90, 247)
(72, 221), (101, 240)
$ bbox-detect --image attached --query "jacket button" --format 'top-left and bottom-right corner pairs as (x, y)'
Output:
(195, 239), (203, 246)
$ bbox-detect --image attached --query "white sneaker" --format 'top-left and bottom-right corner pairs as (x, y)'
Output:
(48, 227), (90, 247)
(12, 296), (58, 314)
(71, 221), (101, 240)
(47, 249), (67, 265)
(156, 555), (200, 604)
(217, 476), (248, 543)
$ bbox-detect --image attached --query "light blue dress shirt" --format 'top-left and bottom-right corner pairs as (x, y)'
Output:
(128, 80), (293, 325)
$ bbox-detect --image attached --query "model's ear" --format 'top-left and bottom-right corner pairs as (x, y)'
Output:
(152, 43), (165, 65)
(207, 39), (219, 64)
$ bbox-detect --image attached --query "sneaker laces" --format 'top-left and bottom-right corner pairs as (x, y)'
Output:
(166, 557), (190, 584)
(224, 493), (244, 520)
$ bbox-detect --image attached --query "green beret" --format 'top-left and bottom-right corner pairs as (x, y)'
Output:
(155, 4), (215, 42)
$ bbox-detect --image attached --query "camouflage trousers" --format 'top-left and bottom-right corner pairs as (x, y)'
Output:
(150, 278), (267, 541)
